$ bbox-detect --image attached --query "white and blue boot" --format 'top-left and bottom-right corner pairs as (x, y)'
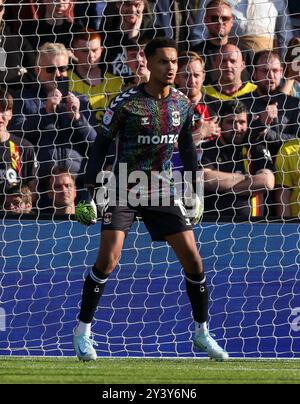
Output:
(194, 331), (229, 361)
(73, 332), (97, 362)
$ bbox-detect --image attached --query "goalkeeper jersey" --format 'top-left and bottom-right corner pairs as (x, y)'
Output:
(275, 138), (300, 217)
(100, 84), (195, 199)
(68, 69), (123, 124)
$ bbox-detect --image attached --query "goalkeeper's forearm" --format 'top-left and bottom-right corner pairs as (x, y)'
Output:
(178, 139), (200, 195)
(85, 133), (112, 188)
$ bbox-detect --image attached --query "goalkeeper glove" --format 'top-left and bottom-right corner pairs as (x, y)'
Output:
(75, 188), (97, 226)
(184, 193), (203, 225)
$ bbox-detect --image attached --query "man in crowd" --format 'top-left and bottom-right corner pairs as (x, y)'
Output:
(191, 0), (234, 84)
(46, 166), (77, 216)
(123, 38), (150, 89)
(243, 50), (300, 158)
(194, 0), (293, 56)
(1, 184), (33, 214)
(69, 29), (123, 124)
(201, 100), (275, 219)
(274, 138), (300, 218)
(203, 44), (257, 113)
(100, 0), (155, 77)
(176, 51), (220, 146)
(9, 42), (97, 192)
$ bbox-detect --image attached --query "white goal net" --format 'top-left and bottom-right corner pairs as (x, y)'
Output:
(0, 0), (299, 358)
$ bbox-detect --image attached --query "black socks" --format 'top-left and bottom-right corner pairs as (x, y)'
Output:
(78, 265), (109, 324)
(185, 272), (208, 324)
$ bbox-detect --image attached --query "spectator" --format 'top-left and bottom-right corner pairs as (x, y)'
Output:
(74, 0), (105, 31)
(191, 0), (234, 84)
(274, 138), (300, 218)
(3, 0), (36, 34)
(288, 0), (300, 37)
(203, 43), (257, 112)
(9, 42), (97, 191)
(0, 89), (38, 202)
(173, 51), (220, 185)
(243, 50), (300, 158)
(281, 37), (300, 99)
(69, 29), (123, 124)
(68, 29), (123, 123)
(1, 184), (33, 214)
(20, 0), (75, 51)
(149, 0), (197, 52)
(201, 100), (274, 219)
(0, 0), (36, 92)
(123, 37), (151, 89)
(194, 0), (293, 56)
(176, 51), (220, 145)
(100, 0), (155, 77)
(45, 166), (77, 216)
(192, 0), (233, 49)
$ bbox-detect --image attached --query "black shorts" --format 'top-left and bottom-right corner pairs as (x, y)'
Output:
(101, 199), (193, 241)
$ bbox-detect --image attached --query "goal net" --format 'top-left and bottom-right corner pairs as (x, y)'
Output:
(0, 218), (299, 358)
(0, 0), (300, 359)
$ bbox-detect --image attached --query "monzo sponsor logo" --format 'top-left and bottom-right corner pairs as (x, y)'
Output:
(138, 134), (179, 145)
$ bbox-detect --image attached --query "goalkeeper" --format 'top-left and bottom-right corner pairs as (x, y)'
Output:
(73, 37), (228, 362)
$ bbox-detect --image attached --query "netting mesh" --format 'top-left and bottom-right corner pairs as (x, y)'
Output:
(1, 219), (299, 357)
(0, 1), (300, 358)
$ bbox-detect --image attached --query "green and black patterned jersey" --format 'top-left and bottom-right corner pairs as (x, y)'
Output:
(86, 84), (198, 198)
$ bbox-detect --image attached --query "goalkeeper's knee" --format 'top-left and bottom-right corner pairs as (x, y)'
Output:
(91, 264), (110, 283)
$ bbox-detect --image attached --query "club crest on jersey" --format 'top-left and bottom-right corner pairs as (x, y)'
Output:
(172, 111), (181, 127)
(103, 109), (114, 126)
(103, 212), (112, 225)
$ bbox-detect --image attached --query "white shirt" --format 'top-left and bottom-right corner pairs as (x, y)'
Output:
(192, 0), (293, 51)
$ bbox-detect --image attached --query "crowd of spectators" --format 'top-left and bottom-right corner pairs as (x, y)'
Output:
(0, 0), (300, 220)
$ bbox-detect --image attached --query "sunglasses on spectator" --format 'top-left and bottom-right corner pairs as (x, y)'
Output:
(45, 65), (69, 74)
(210, 15), (232, 23)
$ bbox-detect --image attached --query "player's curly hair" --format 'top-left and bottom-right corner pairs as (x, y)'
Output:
(144, 37), (178, 59)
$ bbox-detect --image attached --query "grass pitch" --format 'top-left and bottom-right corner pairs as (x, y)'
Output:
(0, 357), (300, 384)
